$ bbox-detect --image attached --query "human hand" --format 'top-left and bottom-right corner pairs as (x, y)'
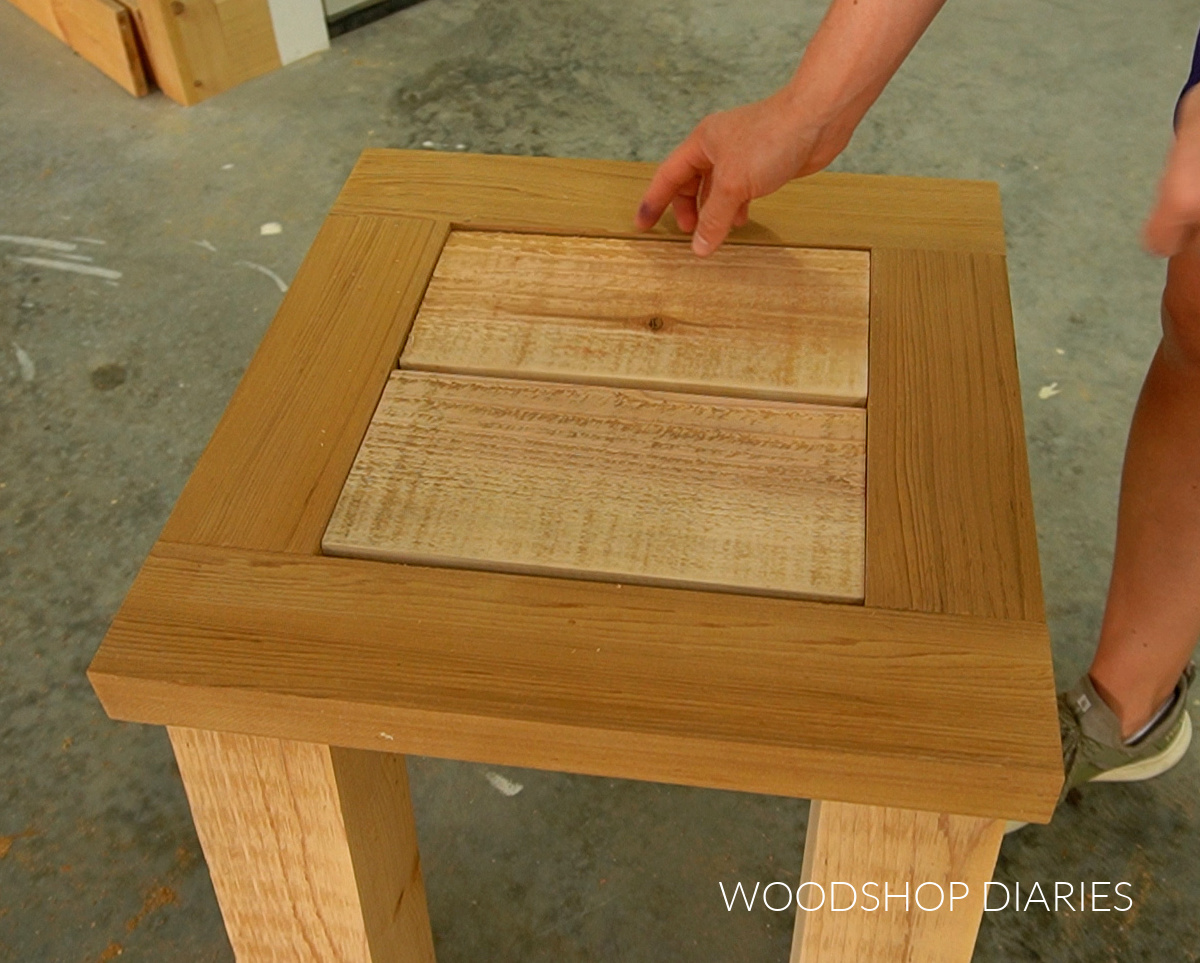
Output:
(1144, 86), (1200, 257)
(634, 0), (949, 256)
(634, 89), (856, 257)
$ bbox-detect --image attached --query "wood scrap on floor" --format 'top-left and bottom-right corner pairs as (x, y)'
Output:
(7, 0), (150, 96)
(6, 0), (331, 104)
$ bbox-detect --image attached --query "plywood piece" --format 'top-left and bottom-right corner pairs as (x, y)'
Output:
(89, 543), (1064, 821)
(160, 215), (450, 552)
(334, 150), (1009, 255)
(792, 801), (1004, 962)
(169, 728), (435, 962)
(865, 249), (1044, 621)
(402, 232), (870, 405)
(8, 0), (150, 95)
(324, 371), (867, 601)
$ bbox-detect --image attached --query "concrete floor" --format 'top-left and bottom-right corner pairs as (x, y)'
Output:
(1, 0), (1198, 959)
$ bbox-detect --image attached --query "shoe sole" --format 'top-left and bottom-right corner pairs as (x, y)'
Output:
(1004, 711), (1193, 835)
(1091, 710), (1193, 783)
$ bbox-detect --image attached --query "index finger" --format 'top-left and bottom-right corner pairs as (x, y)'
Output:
(636, 134), (711, 231)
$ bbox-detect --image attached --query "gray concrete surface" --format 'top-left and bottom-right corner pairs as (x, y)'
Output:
(1, 0), (1198, 960)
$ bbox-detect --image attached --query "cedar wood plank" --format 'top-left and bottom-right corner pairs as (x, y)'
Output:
(865, 249), (1045, 621)
(333, 150), (1007, 255)
(168, 728), (436, 963)
(402, 232), (871, 405)
(89, 543), (1064, 821)
(53, 0), (148, 96)
(7, 0), (68, 39)
(8, 0), (149, 95)
(323, 371), (867, 602)
(328, 743), (437, 963)
(134, 0), (281, 105)
(168, 728), (374, 962)
(160, 214), (450, 551)
(792, 802), (1004, 962)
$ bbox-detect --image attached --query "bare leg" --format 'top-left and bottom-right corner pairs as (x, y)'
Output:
(1090, 248), (1200, 739)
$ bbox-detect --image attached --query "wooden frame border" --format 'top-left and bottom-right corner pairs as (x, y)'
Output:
(88, 149), (1060, 821)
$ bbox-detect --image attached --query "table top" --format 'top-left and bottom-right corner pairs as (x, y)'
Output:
(87, 150), (1062, 822)
(324, 230), (870, 602)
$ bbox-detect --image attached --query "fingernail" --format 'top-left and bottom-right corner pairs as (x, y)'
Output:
(637, 202), (653, 224)
(693, 233), (712, 256)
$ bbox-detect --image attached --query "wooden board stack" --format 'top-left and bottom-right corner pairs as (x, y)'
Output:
(9, 0), (148, 94)
(6, 0), (329, 103)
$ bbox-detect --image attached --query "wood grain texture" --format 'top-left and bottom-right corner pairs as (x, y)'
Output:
(89, 543), (1064, 821)
(333, 150), (1008, 254)
(329, 745), (435, 963)
(324, 371), (867, 602)
(55, 0), (147, 94)
(130, 0), (187, 102)
(791, 801), (1004, 963)
(116, 1), (162, 91)
(7, 0), (68, 39)
(403, 232), (870, 405)
(8, 0), (149, 95)
(135, 0), (280, 105)
(865, 249), (1044, 621)
(161, 215), (449, 552)
(168, 728), (435, 963)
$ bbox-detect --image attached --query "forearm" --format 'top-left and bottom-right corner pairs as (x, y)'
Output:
(635, 0), (950, 252)
(781, 0), (949, 128)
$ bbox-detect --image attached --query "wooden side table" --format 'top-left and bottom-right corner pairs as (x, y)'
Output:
(88, 150), (1062, 963)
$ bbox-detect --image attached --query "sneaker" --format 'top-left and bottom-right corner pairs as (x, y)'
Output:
(1005, 662), (1195, 834)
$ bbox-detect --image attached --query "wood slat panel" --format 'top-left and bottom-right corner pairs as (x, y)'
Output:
(333, 150), (1008, 255)
(161, 215), (449, 552)
(865, 249), (1044, 621)
(323, 371), (867, 602)
(88, 544), (1064, 821)
(402, 232), (870, 405)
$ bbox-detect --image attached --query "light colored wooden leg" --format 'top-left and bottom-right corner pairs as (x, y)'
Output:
(168, 727), (436, 963)
(790, 801), (1003, 963)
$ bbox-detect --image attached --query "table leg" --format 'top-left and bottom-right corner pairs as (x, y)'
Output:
(168, 727), (436, 963)
(789, 801), (1003, 963)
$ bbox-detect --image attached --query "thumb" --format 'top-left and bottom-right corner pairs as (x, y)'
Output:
(692, 181), (744, 257)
